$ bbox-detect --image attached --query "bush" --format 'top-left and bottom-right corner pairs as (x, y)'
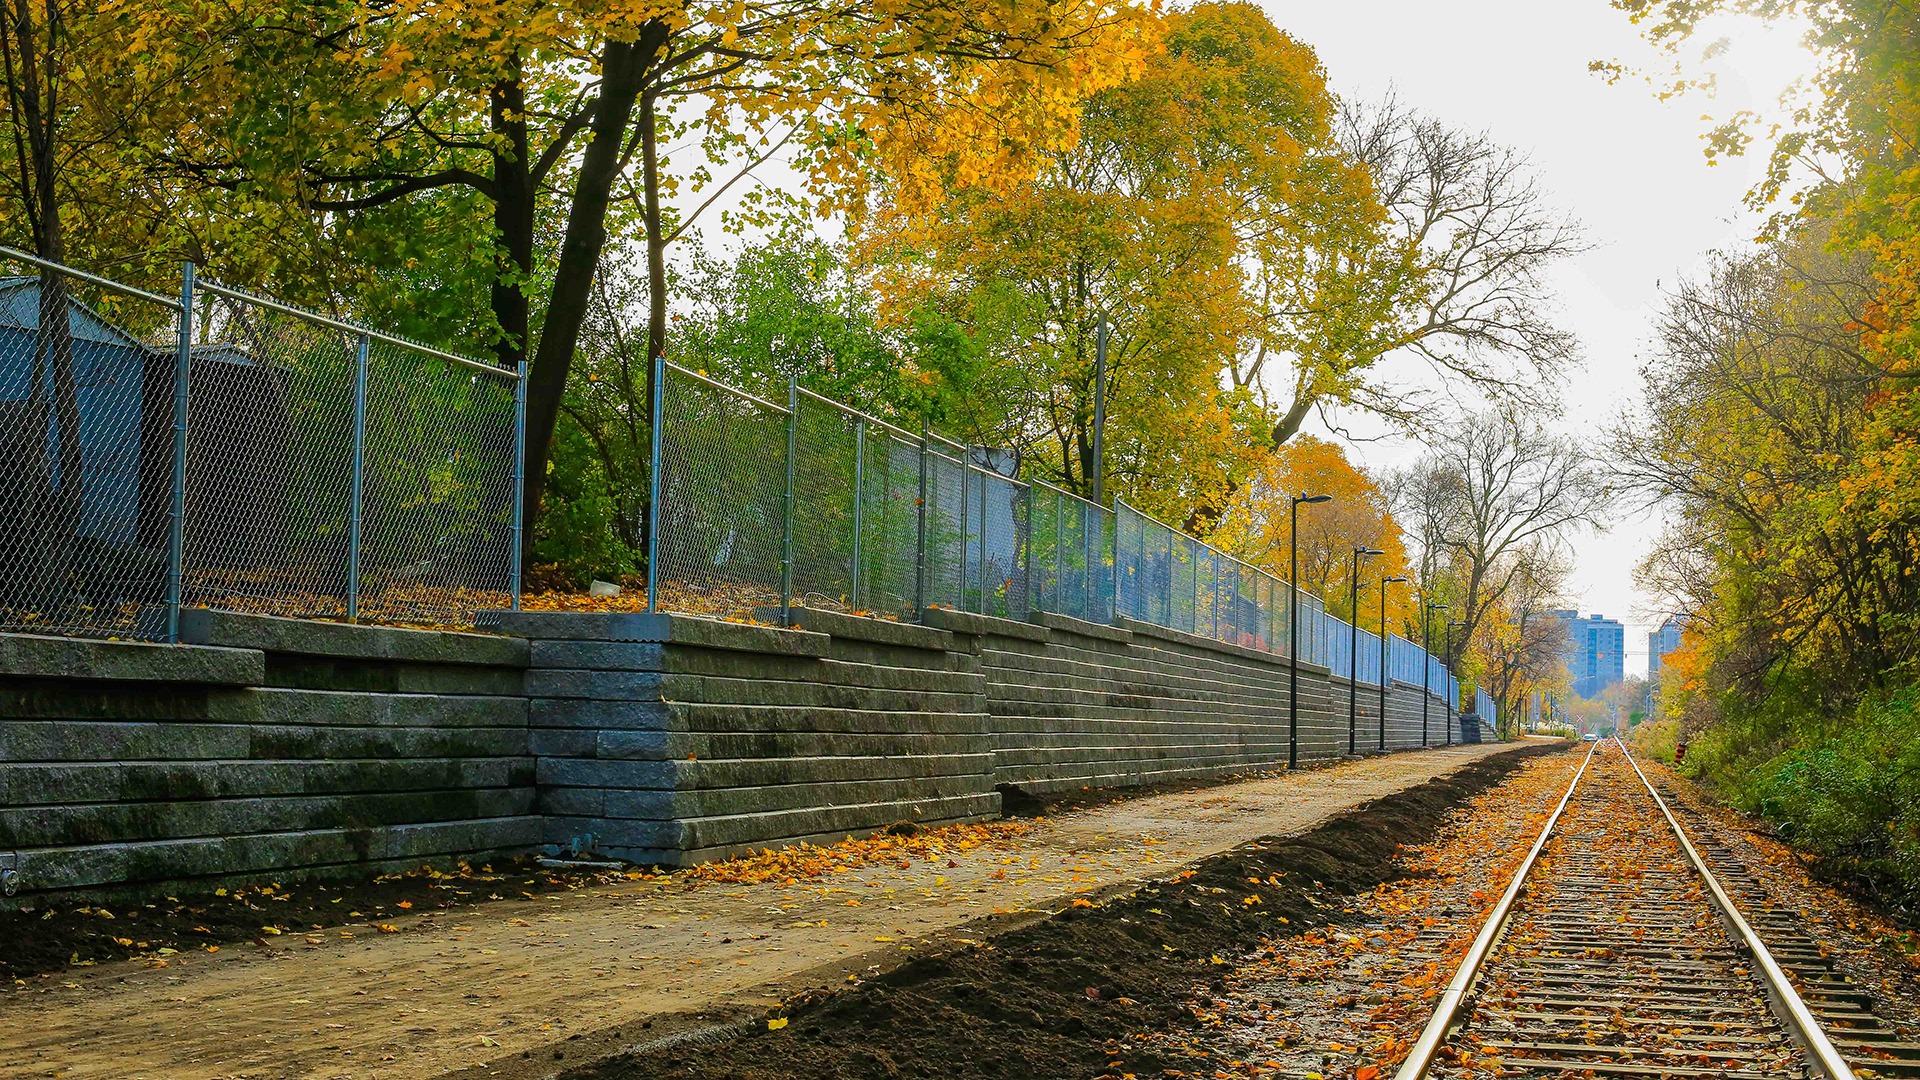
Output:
(1694, 686), (1920, 920)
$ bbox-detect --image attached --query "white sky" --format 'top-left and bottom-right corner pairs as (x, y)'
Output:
(1263, 0), (1820, 675)
(664, 2), (1819, 676)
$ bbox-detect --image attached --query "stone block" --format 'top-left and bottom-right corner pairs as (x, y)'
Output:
(0, 633), (261, 685)
(180, 609), (527, 667)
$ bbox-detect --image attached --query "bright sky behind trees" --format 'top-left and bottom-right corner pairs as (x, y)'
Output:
(1262, 0), (1823, 674)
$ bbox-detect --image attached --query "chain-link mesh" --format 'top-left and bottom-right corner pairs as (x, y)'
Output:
(652, 363), (788, 620)
(0, 261), (182, 639)
(182, 289), (356, 618)
(356, 336), (518, 623)
(975, 469), (1027, 619)
(182, 285), (519, 627)
(790, 391), (858, 612)
(854, 431), (923, 619)
(642, 369), (1471, 703)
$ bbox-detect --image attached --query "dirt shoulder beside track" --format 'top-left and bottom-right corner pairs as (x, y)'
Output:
(0, 742), (1538, 1080)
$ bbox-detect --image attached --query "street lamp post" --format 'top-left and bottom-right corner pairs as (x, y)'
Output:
(1380, 576), (1407, 751)
(1348, 547), (1383, 755)
(1445, 620), (1464, 746)
(1422, 601), (1447, 748)
(1287, 492), (1333, 769)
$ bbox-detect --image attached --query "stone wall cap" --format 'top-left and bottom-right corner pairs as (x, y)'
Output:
(181, 609), (529, 667)
(776, 607), (955, 652)
(1028, 610), (1133, 644)
(0, 631), (263, 685)
(479, 610), (828, 656)
(919, 606), (1051, 642)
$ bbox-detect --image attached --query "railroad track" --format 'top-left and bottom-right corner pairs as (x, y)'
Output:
(1394, 739), (1920, 1080)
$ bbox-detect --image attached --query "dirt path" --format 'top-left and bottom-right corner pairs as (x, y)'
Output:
(0, 743), (1528, 1080)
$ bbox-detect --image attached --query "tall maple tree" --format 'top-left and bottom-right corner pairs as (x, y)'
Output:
(101, 0), (1161, 545)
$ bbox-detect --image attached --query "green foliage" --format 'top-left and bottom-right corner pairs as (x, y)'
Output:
(673, 227), (934, 416)
(1683, 684), (1920, 914)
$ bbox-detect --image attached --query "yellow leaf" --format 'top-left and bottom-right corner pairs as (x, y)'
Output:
(767, 1017), (788, 1030)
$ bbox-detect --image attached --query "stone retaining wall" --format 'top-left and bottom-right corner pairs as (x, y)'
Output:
(479, 608), (996, 865)
(0, 612), (535, 897)
(924, 608), (1452, 795)
(2, 604), (1469, 893)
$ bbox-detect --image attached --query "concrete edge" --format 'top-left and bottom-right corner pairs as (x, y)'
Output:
(920, 606), (1051, 642)
(480, 611), (829, 657)
(778, 607), (956, 653)
(0, 632), (263, 686)
(182, 609), (528, 667)
(1028, 609), (1133, 644)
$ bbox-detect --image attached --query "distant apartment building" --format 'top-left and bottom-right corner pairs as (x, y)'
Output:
(1648, 616), (1686, 675)
(1547, 609), (1626, 699)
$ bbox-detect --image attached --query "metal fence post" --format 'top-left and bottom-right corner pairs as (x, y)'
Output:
(957, 466), (969, 609)
(509, 359), (527, 610)
(1020, 487), (1033, 617)
(850, 417), (865, 611)
(345, 332), (371, 622)
(646, 354), (665, 614)
(1053, 498), (1064, 614)
(1109, 499), (1121, 624)
(781, 380), (797, 624)
(913, 434), (928, 615)
(165, 262), (195, 644)
(977, 470), (988, 614)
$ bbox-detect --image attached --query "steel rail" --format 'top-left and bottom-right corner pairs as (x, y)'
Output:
(1617, 739), (1859, 1080)
(1391, 740), (1599, 1080)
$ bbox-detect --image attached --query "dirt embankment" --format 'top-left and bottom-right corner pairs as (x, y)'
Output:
(567, 745), (1563, 1080)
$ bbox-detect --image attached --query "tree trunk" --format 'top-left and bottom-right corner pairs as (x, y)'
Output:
(8, 0), (82, 609)
(488, 65), (534, 374)
(520, 25), (661, 568)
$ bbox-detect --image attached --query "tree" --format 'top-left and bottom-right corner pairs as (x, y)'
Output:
(1614, 229), (1909, 702)
(1209, 436), (1415, 628)
(863, 2), (1370, 523)
(1234, 97), (1585, 445)
(1471, 543), (1572, 739)
(1393, 409), (1608, 664)
(111, 0), (1162, 553)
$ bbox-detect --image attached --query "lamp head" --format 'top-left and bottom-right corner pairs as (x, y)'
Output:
(1356, 546), (1384, 556)
(1384, 575), (1409, 584)
(1296, 493), (1333, 505)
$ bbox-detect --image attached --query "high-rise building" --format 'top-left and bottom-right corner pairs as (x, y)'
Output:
(1547, 609), (1626, 699)
(1648, 616), (1686, 675)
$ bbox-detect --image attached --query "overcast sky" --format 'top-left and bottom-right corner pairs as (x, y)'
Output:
(1263, 0), (1820, 674)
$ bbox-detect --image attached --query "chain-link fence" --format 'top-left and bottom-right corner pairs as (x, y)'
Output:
(0, 252), (184, 640)
(0, 249), (524, 641)
(1116, 499), (1289, 654)
(643, 363), (1466, 704)
(183, 282), (521, 627)
(650, 363), (789, 619)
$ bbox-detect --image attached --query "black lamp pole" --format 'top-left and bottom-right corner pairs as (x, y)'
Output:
(1444, 620), (1464, 746)
(1422, 601), (1447, 748)
(1287, 492), (1332, 769)
(1347, 547), (1381, 754)
(1380, 576), (1407, 750)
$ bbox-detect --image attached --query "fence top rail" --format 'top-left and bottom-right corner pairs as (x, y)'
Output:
(1027, 476), (1111, 517)
(1115, 494), (1288, 593)
(921, 440), (1032, 490)
(792, 383), (920, 442)
(664, 360), (791, 413)
(0, 244), (183, 310)
(787, 384), (1030, 491)
(198, 278), (515, 380)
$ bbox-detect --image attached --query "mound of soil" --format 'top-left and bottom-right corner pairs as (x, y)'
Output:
(569, 745), (1560, 1080)
(0, 859), (609, 981)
